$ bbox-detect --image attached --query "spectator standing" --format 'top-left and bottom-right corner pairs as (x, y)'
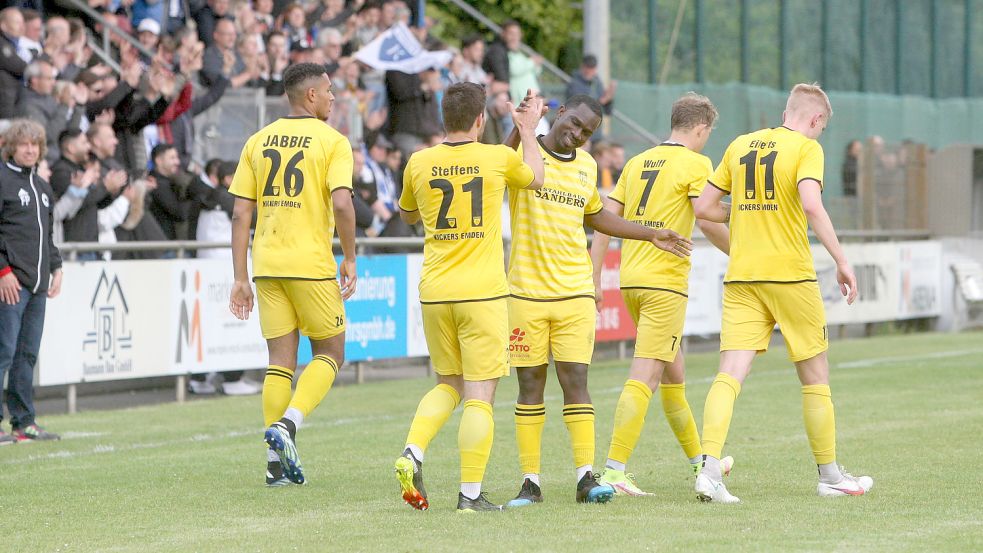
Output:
(351, 146), (376, 238)
(18, 59), (82, 161)
(136, 18), (162, 65)
(201, 18), (257, 88)
(17, 8), (41, 62)
(254, 0), (275, 34)
(479, 90), (510, 145)
(501, 21), (542, 107)
(352, 2), (380, 49)
(194, 159), (236, 258)
(0, 119), (63, 444)
(279, 2), (313, 51)
(50, 129), (126, 251)
(264, 31), (289, 95)
(458, 34), (488, 86)
(565, 54), (616, 114)
(0, 8), (27, 120)
(842, 139), (860, 197)
(197, 0), (232, 46)
(385, 67), (441, 158)
(147, 142), (192, 239)
(114, 177), (169, 259)
(362, 134), (411, 239)
(482, 21), (511, 95)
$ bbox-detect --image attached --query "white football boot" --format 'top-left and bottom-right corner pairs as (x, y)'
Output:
(695, 473), (741, 504)
(817, 468), (873, 497)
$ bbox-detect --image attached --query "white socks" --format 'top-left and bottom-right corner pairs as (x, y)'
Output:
(460, 482), (481, 500)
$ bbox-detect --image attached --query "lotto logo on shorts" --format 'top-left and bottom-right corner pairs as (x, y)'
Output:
(509, 328), (530, 352)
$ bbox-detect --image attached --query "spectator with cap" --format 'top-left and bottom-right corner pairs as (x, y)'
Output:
(0, 7), (27, 120)
(136, 18), (162, 65)
(362, 134), (411, 240)
(0, 118), (63, 444)
(565, 54), (616, 120)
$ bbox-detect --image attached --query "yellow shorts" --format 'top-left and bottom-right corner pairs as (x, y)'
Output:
(255, 278), (346, 341)
(421, 298), (510, 382)
(720, 281), (828, 362)
(507, 296), (596, 367)
(622, 288), (687, 363)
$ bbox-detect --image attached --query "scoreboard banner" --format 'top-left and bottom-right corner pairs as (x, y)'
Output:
(39, 241), (944, 386)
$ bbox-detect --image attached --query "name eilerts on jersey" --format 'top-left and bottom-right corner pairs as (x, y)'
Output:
(534, 187), (586, 208)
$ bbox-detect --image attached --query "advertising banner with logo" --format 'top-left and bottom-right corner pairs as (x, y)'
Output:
(405, 254), (428, 357)
(170, 260), (266, 374)
(595, 249), (637, 342)
(297, 254), (409, 364)
(683, 247), (729, 336)
(40, 261), (176, 386)
(897, 241), (942, 319)
(815, 243), (899, 324)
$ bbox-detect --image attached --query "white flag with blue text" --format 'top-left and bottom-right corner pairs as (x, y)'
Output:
(354, 23), (453, 73)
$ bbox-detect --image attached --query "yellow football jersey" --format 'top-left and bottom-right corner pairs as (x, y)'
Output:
(710, 126), (823, 283)
(508, 141), (603, 299)
(230, 115), (353, 280)
(611, 143), (712, 295)
(399, 141), (535, 303)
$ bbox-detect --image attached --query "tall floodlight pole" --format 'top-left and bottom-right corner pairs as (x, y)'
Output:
(584, 0), (611, 85)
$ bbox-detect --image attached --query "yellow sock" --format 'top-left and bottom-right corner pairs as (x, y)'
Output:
(802, 384), (836, 464)
(660, 383), (702, 460)
(606, 379), (652, 465)
(514, 403), (545, 475)
(287, 355), (338, 418)
(405, 383), (461, 452)
(701, 373), (741, 459)
(563, 403), (595, 469)
(263, 365), (295, 427)
(459, 399), (494, 483)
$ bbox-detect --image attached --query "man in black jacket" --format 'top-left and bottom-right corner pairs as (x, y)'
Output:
(50, 130), (126, 257)
(0, 119), (62, 444)
(147, 143), (192, 240)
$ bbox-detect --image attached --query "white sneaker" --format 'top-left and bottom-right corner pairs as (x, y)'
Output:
(223, 378), (262, 396)
(188, 378), (217, 395)
(817, 469), (873, 497)
(695, 473), (741, 504)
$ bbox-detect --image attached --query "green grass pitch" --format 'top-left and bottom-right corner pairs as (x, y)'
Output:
(4, 332), (983, 552)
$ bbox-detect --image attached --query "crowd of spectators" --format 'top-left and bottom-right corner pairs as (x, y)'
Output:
(0, 2), (623, 258)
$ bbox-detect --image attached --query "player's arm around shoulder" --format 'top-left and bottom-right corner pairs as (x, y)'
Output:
(589, 195), (625, 311)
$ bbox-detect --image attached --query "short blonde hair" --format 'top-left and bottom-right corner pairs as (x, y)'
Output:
(670, 92), (718, 131)
(2, 119), (47, 163)
(786, 82), (832, 119)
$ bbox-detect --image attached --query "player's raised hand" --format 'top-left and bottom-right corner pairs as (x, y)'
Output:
(229, 280), (254, 320)
(339, 257), (358, 300)
(650, 228), (693, 258)
(837, 261), (858, 305)
(509, 92), (544, 132)
(516, 88), (549, 118)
